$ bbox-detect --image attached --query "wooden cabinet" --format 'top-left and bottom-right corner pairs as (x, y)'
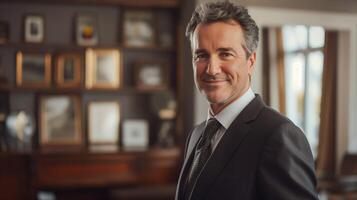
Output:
(32, 148), (181, 189)
(0, 153), (31, 200)
(0, 148), (181, 199)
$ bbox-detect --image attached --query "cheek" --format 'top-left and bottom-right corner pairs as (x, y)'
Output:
(221, 64), (240, 80)
(227, 61), (248, 80)
(194, 63), (205, 77)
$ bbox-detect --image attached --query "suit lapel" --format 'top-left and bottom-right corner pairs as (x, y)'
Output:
(191, 95), (265, 200)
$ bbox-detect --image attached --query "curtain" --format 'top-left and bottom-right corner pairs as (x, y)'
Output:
(275, 27), (286, 115)
(316, 31), (338, 179)
(262, 27), (271, 105)
(262, 27), (286, 114)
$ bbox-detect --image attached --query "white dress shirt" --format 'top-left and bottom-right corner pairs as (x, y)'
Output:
(207, 88), (255, 151)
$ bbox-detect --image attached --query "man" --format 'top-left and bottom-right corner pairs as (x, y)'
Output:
(175, 1), (318, 200)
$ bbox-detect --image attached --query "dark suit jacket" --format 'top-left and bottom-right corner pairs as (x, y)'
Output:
(175, 95), (318, 200)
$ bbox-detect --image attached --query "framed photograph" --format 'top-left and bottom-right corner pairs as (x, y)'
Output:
(122, 10), (156, 47)
(55, 53), (81, 88)
(122, 119), (149, 149)
(85, 48), (121, 89)
(134, 61), (169, 90)
(39, 95), (82, 146)
(16, 51), (51, 88)
(76, 13), (98, 46)
(0, 20), (9, 44)
(24, 14), (44, 43)
(88, 101), (120, 145)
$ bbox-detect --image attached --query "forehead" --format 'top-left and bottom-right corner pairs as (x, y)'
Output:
(192, 21), (245, 49)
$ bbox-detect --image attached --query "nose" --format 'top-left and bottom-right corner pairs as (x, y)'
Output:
(206, 56), (221, 75)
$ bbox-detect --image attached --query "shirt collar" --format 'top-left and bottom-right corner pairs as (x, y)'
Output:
(208, 88), (255, 129)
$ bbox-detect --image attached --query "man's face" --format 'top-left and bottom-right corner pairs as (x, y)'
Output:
(191, 21), (256, 112)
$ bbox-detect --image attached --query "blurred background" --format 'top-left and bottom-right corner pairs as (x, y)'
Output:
(1, 0), (357, 199)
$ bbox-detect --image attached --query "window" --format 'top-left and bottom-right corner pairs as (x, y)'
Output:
(282, 25), (325, 158)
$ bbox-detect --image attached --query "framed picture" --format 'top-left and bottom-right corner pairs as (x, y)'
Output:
(122, 10), (156, 47)
(122, 119), (149, 149)
(134, 61), (169, 90)
(16, 51), (51, 88)
(24, 14), (44, 43)
(88, 101), (120, 145)
(39, 95), (82, 146)
(85, 48), (121, 89)
(0, 20), (9, 44)
(55, 53), (81, 88)
(76, 13), (98, 46)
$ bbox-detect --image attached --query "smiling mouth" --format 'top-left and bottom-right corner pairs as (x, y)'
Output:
(203, 79), (226, 83)
(202, 79), (228, 87)
(202, 76), (228, 82)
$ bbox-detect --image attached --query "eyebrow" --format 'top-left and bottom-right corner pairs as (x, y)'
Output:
(194, 48), (236, 54)
(194, 49), (207, 54)
(194, 45), (249, 55)
(217, 47), (237, 54)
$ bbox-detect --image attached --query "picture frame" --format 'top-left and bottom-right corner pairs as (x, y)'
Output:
(55, 53), (81, 88)
(24, 14), (44, 43)
(122, 119), (149, 149)
(85, 48), (121, 89)
(134, 60), (169, 90)
(0, 20), (9, 44)
(122, 9), (156, 48)
(39, 95), (82, 146)
(88, 101), (120, 145)
(76, 13), (98, 46)
(16, 51), (51, 88)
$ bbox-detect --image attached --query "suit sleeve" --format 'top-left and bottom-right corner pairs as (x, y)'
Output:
(257, 122), (318, 200)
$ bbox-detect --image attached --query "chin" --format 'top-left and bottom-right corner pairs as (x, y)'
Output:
(204, 94), (229, 105)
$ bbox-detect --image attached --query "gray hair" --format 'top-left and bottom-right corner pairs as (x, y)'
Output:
(186, 1), (259, 56)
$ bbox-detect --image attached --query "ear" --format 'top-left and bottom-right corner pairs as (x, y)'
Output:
(247, 52), (256, 75)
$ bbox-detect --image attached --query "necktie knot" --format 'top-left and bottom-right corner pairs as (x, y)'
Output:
(197, 118), (221, 150)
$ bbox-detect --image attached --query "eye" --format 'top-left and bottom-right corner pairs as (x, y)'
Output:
(219, 52), (233, 59)
(194, 53), (209, 61)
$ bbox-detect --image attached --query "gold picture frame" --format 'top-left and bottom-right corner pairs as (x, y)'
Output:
(88, 101), (120, 145)
(85, 48), (121, 89)
(55, 53), (81, 88)
(39, 95), (83, 147)
(16, 51), (51, 88)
